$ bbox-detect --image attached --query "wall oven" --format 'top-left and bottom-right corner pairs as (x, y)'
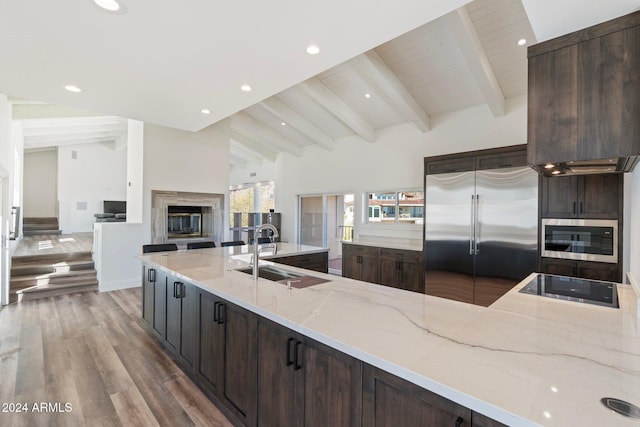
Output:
(541, 219), (618, 263)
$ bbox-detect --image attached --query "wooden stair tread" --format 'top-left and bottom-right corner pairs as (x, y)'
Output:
(16, 280), (99, 294)
(12, 251), (93, 264)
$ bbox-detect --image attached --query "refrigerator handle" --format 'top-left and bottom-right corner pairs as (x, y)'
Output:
(469, 194), (475, 255)
(474, 194), (480, 255)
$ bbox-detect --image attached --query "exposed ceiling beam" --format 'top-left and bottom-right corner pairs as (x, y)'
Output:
(24, 135), (118, 149)
(232, 112), (303, 156)
(349, 51), (431, 132)
(298, 78), (377, 143)
(21, 123), (127, 137)
(259, 98), (335, 151)
(230, 141), (264, 166)
(446, 8), (505, 116)
(19, 116), (127, 129)
(230, 130), (279, 163)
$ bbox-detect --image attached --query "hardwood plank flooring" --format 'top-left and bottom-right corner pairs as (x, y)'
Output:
(13, 233), (94, 257)
(0, 289), (233, 427)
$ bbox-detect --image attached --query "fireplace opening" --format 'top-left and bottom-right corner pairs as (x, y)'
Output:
(168, 206), (203, 239)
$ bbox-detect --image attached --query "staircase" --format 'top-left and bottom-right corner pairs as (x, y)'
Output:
(10, 251), (98, 302)
(23, 217), (61, 235)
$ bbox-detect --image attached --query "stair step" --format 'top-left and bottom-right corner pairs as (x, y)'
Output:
(10, 270), (98, 291)
(23, 217), (59, 223)
(12, 251), (93, 266)
(11, 260), (95, 277)
(16, 282), (99, 301)
(23, 230), (62, 235)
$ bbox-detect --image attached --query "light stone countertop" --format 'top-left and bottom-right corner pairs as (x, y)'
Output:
(343, 238), (423, 251)
(138, 244), (640, 427)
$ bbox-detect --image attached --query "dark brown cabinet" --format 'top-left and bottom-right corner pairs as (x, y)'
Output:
(342, 243), (380, 284)
(472, 411), (508, 427)
(541, 174), (622, 219)
(142, 265), (166, 336)
(363, 364), (470, 427)
(540, 258), (619, 282)
(257, 318), (362, 427)
(164, 277), (197, 368)
(270, 251), (328, 273)
(528, 12), (640, 166)
(379, 248), (424, 293)
(198, 291), (257, 427)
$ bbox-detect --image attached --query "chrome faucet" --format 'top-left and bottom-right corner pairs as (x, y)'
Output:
(252, 223), (279, 280)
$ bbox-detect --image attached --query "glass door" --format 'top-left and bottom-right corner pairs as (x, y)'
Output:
(299, 194), (354, 275)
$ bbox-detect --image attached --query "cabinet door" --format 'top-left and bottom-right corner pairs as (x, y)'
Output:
(257, 318), (298, 426)
(472, 411), (508, 427)
(223, 301), (257, 427)
(165, 279), (182, 353)
(475, 149), (527, 171)
(577, 27), (640, 160)
(425, 156), (475, 174)
(142, 266), (155, 325)
(379, 255), (401, 289)
(540, 258), (577, 277)
(179, 282), (197, 368)
(300, 336), (362, 427)
(342, 253), (361, 280)
(198, 291), (225, 393)
(527, 45), (579, 165)
(541, 176), (579, 218)
(272, 252), (329, 273)
(152, 270), (166, 336)
(362, 364), (470, 427)
(578, 262), (620, 282)
(360, 254), (380, 284)
(578, 174), (621, 219)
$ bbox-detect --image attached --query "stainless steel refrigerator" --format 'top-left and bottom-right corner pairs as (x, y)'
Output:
(424, 166), (538, 306)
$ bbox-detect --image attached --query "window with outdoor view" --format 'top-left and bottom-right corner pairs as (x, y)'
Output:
(366, 191), (424, 224)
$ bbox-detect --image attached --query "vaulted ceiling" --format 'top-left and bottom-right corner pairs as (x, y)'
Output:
(4, 0), (637, 167)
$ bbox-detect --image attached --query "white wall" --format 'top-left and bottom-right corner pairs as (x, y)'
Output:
(268, 96), (528, 244)
(57, 142), (127, 233)
(94, 120), (231, 291)
(126, 120), (144, 223)
(142, 120), (231, 243)
(23, 149), (57, 218)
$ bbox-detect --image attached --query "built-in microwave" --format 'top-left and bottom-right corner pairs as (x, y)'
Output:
(541, 219), (618, 264)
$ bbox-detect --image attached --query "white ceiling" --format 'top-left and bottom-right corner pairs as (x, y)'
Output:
(3, 0), (638, 167)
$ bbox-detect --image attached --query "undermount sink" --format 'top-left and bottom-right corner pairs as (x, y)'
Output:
(236, 265), (331, 288)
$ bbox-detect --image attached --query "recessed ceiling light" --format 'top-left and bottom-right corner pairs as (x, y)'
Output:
(281, 122), (286, 126)
(240, 84), (252, 92)
(517, 38), (527, 46)
(306, 45), (320, 55)
(364, 93), (371, 99)
(94, 0), (125, 12)
(64, 85), (82, 93)
(544, 163), (555, 169)
(551, 170), (561, 175)
(201, 109), (211, 114)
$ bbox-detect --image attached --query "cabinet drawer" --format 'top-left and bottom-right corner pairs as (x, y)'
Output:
(379, 248), (422, 264)
(342, 244), (379, 257)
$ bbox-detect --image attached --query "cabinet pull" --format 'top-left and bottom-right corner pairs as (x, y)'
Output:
(173, 282), (178, 298)
(180, 282), (186, 298)
(213, 301), (219, 322)
(286, 337), (295, 367)
(580, 201), (584, 214)
(573, 202), (577, 214)
(294, 340), (303, 371)
(217, 303), (225, 324)
(454, 416), (464, 427)
(148, 268), (156, 283)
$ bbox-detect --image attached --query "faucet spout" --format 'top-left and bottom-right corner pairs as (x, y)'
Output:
(252, 223), (279, 280)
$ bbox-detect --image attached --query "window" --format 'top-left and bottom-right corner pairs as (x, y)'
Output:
(366, 191), (423, 224)
(229, 181), (275, 228)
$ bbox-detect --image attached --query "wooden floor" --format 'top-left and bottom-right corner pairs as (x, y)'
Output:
(0, 288), (233, 427)
(13, 233), (94, 257)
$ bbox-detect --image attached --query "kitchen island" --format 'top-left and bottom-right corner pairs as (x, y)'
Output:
(138, 243), (640, 426)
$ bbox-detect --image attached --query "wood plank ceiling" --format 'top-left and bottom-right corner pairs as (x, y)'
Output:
(15, 0), (535, 167)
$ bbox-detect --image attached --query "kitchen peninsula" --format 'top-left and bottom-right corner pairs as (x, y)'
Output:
(138, 244), (640, 427)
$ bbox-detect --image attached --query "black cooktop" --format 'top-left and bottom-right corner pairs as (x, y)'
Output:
(519, 274), (619, 308)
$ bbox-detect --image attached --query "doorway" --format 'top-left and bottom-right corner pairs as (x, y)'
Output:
(299, 193), (354, 275)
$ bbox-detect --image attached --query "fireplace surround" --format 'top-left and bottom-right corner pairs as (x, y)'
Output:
(151, 190), (224, 245)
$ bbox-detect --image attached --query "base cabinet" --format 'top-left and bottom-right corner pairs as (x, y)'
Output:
(363, 364), (470, 426)
(141, 266), (167, 337)
(343, 243), (423, 293)
(164, 277), (197, 368)
(540, 258), (620, 282)
(270, 252), (328, 273)
(257, 318), (362, 427)
(198, 291), (257, 427)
